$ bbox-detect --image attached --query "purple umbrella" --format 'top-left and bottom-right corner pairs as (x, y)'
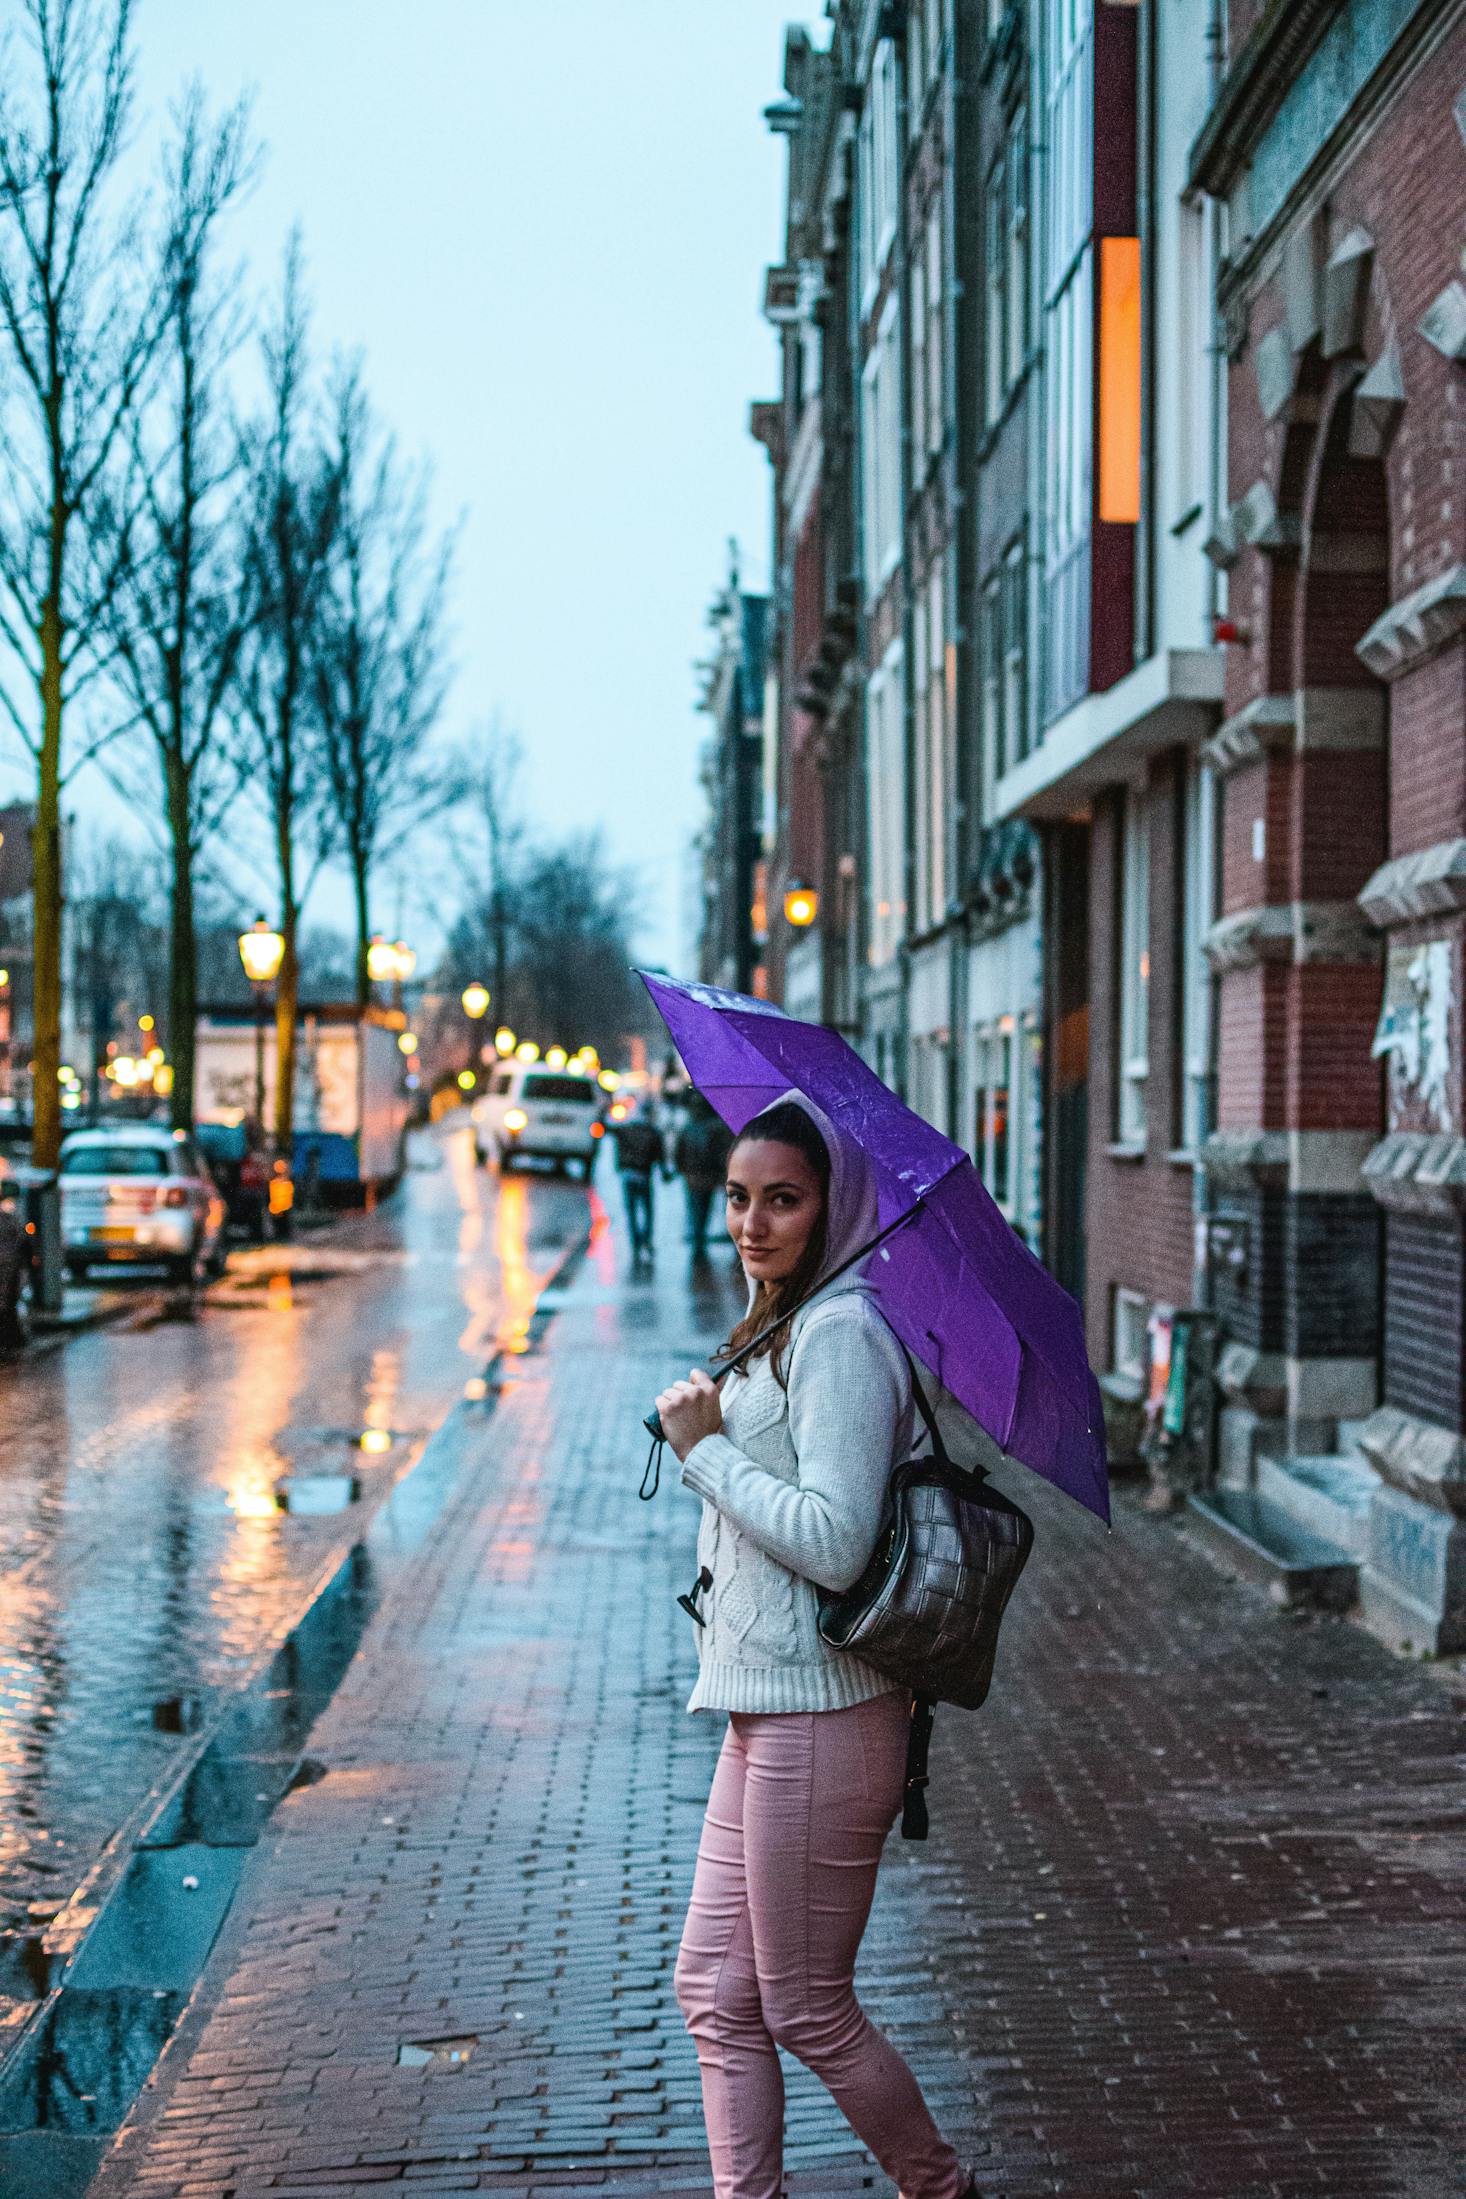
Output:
(640, 970), (1109, 1522)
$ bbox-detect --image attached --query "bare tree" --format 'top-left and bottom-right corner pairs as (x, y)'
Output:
(314, 365), (457, 1010)
(234, 240), (341, 1156)
(441, 716), (527, 1027)
(0, 0), (171, 1168)
(101, 88), (257, 1129)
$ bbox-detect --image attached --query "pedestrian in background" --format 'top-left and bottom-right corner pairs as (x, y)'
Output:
(654, 1094), (978, 2199)
(607, 1099), (667, 1263)
(672, 1089), (732, 1258)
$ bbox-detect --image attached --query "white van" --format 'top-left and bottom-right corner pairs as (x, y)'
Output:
(472, 1063), (604, 1177)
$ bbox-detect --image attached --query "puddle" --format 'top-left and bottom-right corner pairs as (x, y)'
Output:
(275, 1473), (361, 1515)
(0, 1550), (377, 2189)
(397, 2033), (478, 2069)
(67, 1848), (243, 1994)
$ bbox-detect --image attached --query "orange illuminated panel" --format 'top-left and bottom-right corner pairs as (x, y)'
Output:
(1098, 236), (1141, 526)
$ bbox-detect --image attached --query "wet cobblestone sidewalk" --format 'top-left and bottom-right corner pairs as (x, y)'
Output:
(95, 1208), (1466, 2199)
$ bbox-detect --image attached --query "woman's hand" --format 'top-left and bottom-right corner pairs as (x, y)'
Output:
(655, 1368), (723, 1462)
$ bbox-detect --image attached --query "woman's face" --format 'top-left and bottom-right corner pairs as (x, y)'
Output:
(725, 1138), (824, 1285)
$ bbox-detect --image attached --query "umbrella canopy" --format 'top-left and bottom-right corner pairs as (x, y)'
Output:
(640, 970), (1109, 1521)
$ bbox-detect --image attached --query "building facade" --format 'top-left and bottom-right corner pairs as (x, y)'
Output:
(695, 569), (769, 998)
(1190, 0), (1466, 1650)
(724, 0), (1466, 1655)
(992, 0), (1225, 1421)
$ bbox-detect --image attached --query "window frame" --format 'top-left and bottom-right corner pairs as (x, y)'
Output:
(1116, 784), (1151, 1148)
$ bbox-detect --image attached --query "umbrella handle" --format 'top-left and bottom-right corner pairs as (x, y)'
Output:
(643, 1409), (665, 1442)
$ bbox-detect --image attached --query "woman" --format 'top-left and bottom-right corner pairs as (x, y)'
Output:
(655, 1095), (978, 2199)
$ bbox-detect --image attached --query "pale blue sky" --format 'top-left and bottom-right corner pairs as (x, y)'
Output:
(5, 1), (820, 968)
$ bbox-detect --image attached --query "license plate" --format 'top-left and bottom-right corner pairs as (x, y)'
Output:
(91, 1225), (135, 1243)
(541, 1111), (571, 1126)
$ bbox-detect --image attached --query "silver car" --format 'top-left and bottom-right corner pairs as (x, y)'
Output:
(60, 1126), (227, 1285)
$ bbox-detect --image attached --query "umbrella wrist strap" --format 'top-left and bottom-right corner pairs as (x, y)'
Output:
(901, 1695), (936, 1841)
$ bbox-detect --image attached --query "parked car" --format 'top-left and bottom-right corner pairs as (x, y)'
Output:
(471, 1063), (604, 1177)
(0, 1155), (43, 1348)
(59, 1125), (227, 1285)
(196, 1118), (272, 1241)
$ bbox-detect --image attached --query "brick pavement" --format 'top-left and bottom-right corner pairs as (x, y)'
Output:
(95, 1201), (1466, 2199)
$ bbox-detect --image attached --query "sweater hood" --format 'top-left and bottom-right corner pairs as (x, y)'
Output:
(734, 1088), (880, 1314)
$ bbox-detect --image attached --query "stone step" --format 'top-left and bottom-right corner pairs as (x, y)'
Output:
(1256, 1449), (1379, 1556)
(1186, 1488), (1359, 1611)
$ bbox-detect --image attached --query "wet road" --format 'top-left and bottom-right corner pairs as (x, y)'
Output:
(0, 1123), (593, 2015)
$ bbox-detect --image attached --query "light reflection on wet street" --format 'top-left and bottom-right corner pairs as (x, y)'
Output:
(0, 1124), (592, 1996)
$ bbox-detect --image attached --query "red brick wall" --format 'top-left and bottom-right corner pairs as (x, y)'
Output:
(1392, 645), (1466, 850)
(1210, 18), (1466, 1160)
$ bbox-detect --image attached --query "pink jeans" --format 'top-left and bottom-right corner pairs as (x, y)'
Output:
(675, 1692), (967, 2199)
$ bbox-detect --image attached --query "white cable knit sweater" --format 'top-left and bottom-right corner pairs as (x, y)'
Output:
(680, 1274), (914, 1715)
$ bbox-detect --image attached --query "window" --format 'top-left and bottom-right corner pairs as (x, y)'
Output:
(859, 39), (900, 302)
(1006, 112), (1028, 390)
(925, 203), (944, 454)
(1117, 786), (1150, 1146)
(909, 234), (927, 462)
(861, 295), (902, 598)
(1042, 249), (1093, 721)
(913, 556), (949, 930)
(1003, 537), (1027, 764)
(1174, 195), (1212, 526)
(972, 1023), (1016, 1212)
(1041, 0), (1095, 725)
(1178, 753), (1216, 1153)
(865, 642), (906, 969)
(1112, 1286), (1148, 1383)
(984, 158), (1006, 426)
(981, 573), (1004, 788)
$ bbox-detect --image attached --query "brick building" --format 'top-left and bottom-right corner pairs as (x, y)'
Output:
(755, 27), (864, 1035)
(992, 0), (1225, 1415)
(1189, 0), (1466, 1650)
(725, 0), (1466, 1654)
(694, 568), (769, 997)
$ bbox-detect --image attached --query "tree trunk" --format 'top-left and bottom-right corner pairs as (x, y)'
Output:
(352, 849), (371, 1016)
(165, 754), (198, 1132)
(31, 587), (64, 1173)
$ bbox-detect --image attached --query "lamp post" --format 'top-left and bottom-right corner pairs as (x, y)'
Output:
(461, 981), (490, 1088)
(239, 917), (286, 1128)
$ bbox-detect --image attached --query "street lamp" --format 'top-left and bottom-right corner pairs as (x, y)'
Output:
(461, 982), (491, 1085)
(366, 934), (398, 985)
(494, 1025), (516, 1056)
(239, 917), (285, 1128)
(783, 882), (818, 927)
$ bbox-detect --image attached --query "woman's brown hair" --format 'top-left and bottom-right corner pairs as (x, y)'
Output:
(719, 1101), (831, 1388)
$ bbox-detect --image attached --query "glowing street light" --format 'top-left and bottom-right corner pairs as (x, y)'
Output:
(598, 1069), (621, 1092)
(366, 934), (398, 984)
(238, 917), (285, 986)
(392, 940), (417, 980)
(461, 982), (491, 1020)
(545, 1044), (567, 1070)
(783, 883), (818, 927)
(397, 1031), (419, 1057)
(494, 1026), (516, 1056)
(515, 1040), (540, 1064)
(456, 1068), (476, 1091)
